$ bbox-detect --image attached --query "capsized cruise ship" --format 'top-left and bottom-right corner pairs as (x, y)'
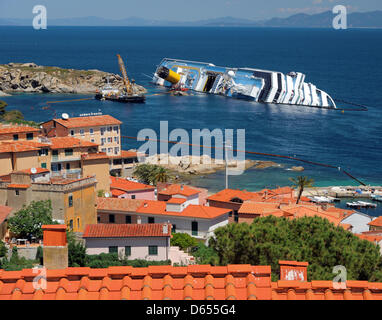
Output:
(152, 58), (336, 108)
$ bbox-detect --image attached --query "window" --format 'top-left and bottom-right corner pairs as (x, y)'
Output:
(107, 137), (112, 143)
(148, 246), (158, 256)
(108, 126), (112, 132)
(39, 149), (48, 156)
(80, 129), (84, 136)
(108, 148), (113, 154)
(101, 148), (106, 153)
(69, 220), (73, 231)
(90, 128), (94, 135)
(148, 217), (155, 224)
(77, 218), (80, 229)
(109, 214), (115, 223)
(101, 138), (106, 146)
(41, 162), (47, 169)
(172, 224), (176, 233)
(91, 139), (95, 143)
(26, 133), (33, 140)
(229, 211), (232, 217)
(15, 190), (19, 196)
(114, 147), (119, 155)
(65, 149), (73, 156)
(125, 246), (131, 257)
(13, 134), (18, 141)
(192, 221), (198, 236)
(97, 216), (100, 223)
(109, 246), (118, 254)
(68, 195), (73, 207)
(234, 210), (239, 223)
(125, 215), (132, 224)
(113, 126), (119, 133)
(131, 195), (136, 200)
(114, 136), (118, 142)
(66, 163), (70, 170)
(101, 127), (106, 135)
(70, 130), (75, 136)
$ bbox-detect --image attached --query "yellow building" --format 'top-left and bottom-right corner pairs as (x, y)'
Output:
(0, 123), (40, 142)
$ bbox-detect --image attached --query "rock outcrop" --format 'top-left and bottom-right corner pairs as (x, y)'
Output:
(0, 63), (147, 94)
(144, 154), (279, 175)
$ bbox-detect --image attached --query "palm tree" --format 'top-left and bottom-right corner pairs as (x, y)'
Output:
(289, 176), (314, 204)
(152, 166), (171, 184)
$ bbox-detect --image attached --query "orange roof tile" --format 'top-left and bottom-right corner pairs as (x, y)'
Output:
(0, 124), (40, 135)
(52, 115), (122, 128)
(355, 233), (382, 243)
(96, 197), (145, 212)
(83, 223), (171, 238)
(1, 263), (382, 300)
(110, 150), (140, 159)
(111, 189), (126, 197)
(208, 188), (264, 203)
(137, 201), (230, 219)
(238, 202), (280, 215)
(81, 152), (109, 160)
(368, 216), (382, 227)
(49, 137), (98, 149)
(0, 141), (48, 153)
(159, 184), (201, 197)
(110, 176), (155, 192)
(0, 205), (12, 224)
(7, 184), (30, 189)
(167, 198), (186, 204)
(14, 168), (50, 175)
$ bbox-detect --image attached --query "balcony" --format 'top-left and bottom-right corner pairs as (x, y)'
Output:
(51, 156), (81, 163)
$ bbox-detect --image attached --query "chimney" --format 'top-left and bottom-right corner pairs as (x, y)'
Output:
(163, 223), (168, 234)
(279, 260), (309, 282)
(42, 225), (68, 270)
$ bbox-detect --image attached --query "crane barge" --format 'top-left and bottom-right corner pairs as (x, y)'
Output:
(95, 54), (145, 103)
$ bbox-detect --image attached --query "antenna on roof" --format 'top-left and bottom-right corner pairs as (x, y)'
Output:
(61, 113), (69, 120)
(31, 168), (37, 174)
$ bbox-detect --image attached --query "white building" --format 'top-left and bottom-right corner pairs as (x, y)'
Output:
(340, 211), (374, 234)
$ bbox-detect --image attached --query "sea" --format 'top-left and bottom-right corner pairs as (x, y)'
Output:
(0, 26), (381, 215)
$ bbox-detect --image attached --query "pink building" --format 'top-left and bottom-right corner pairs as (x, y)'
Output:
(83, 223), (171, 261)
(110, 176), (155, 200)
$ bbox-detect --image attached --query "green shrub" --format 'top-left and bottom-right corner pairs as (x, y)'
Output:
(170, 233), (198, 251)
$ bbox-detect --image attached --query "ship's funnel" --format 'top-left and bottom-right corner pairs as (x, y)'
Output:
(157, 66), (181, 85)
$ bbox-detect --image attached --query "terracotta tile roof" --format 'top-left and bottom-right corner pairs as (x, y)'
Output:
(238, 202), (280, 215)
(159, 184), (201, 197)
(110, 176), (155, 192)
(110, 150), (140, 159)
(207, 189), (262, 203)
(137, 201), (230, 219)
(81, 152), (109, 160)
(0, 141), (48, 153)
(7, 184), (30, 189)
(83, 223), (171, 238)
(111, 189), (126, 197)
(0, 124), (40, 135)
(368, 216), (382, 227)
(14, 168), (50, 175)
(340, 223), (353, 231)
(49, 137), (98, 149)
(167, 198), (186, 204)
(96, 197), (145, 213)
(1, 263), (382, 300)
(355, 233), (382, 243)
(0, 205), (12, 224)
(52, 115), (122, 128)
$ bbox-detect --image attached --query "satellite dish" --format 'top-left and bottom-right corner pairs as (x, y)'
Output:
(104, 192), (110, 198)
(31, 168), (37, 174)
(61, 113), (69, 120)
(227, 70), (235, 77)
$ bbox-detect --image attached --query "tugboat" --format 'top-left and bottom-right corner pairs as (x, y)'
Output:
(95, 54), (145, 103)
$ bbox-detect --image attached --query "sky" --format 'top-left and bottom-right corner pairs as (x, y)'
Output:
(0, 0), (381, 21)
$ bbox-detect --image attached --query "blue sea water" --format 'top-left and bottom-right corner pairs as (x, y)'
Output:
(0, 26), (381, 195)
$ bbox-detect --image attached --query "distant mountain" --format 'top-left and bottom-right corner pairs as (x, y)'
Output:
(1, 10), (382, 28)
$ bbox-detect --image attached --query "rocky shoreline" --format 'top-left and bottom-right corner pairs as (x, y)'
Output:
(0, 62), (146, 95)
(144, 153), (282, 175)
